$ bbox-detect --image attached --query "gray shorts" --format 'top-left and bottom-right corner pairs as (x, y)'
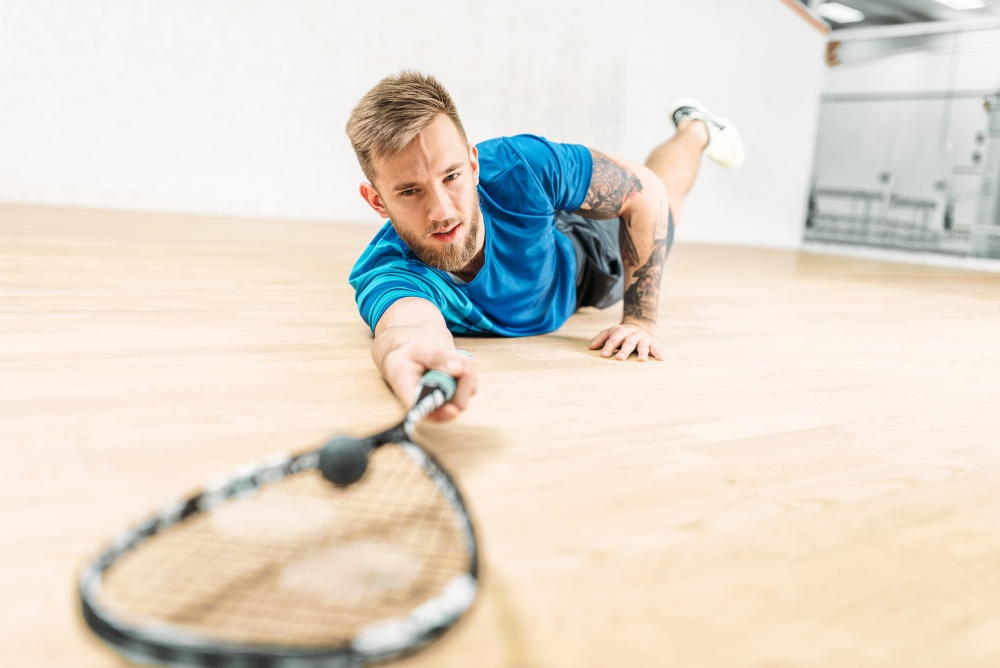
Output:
(554, 211), (675, 310)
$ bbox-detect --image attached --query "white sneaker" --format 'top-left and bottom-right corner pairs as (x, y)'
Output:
(668, 97), (745, 169)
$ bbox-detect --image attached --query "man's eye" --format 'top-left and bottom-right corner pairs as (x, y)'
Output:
(444, 173), (459, 182)
(400, 189), (417, 197)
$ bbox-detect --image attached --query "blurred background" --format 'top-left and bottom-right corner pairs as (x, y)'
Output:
(1, 0), (999, 263)
(802, 0), (1000, 261)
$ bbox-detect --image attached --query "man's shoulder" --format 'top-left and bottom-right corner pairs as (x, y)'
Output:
(355, 221), (404, 259)
(476, 135), (592, 215)
(350, 223), (416, 279)
(476, 134), (568, 199)
(351, 224), (454, 286)
(477, 134), (548, 152)
(476, 134), (555, 174)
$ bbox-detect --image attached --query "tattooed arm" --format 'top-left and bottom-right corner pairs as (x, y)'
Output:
(575, 149), (670, 361)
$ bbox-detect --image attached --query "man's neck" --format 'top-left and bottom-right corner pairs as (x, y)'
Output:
(452, 249), (485, 283)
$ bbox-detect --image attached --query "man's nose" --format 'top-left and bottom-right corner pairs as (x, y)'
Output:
(426, 184), (458, 222)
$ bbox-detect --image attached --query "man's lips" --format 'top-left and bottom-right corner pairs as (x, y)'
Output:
(431, 223), (461, 243)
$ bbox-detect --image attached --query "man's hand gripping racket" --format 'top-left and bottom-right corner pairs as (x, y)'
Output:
(78, 370), (478, 668)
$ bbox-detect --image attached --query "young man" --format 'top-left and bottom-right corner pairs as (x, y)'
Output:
(347, 71), (743, 421)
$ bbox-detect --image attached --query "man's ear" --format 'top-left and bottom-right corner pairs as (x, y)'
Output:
(469, 144), (480, 185)
(359, 182), (389, 218)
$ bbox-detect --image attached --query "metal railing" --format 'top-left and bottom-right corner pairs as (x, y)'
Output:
(804, 186), (990, 258)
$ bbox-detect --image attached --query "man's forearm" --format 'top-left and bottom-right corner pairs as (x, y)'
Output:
(619, 201), (669, 327)
(372, 298), (454, 379)
(576, 150), (670, 328)
(576, 148), (670, 361)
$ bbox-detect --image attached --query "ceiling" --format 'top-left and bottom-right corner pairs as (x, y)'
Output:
(803, 0), (1000, 29)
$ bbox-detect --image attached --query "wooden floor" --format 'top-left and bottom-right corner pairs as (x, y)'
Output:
(4, 203), (1000, 668)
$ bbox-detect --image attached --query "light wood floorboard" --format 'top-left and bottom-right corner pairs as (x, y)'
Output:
(3, 203), (1000, 667)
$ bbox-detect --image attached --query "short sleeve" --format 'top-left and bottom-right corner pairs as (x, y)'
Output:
(478, 135), (593, 213)
(352, 263), (439, 331)
(348, 225), (497, 335)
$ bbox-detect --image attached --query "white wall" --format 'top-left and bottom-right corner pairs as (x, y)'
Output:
(0, 0), (828, 249)
(618, 1), (829, 247)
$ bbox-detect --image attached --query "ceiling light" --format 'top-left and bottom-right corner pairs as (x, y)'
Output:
(933, 0), (985, 9)
(817, 2), (866, 23)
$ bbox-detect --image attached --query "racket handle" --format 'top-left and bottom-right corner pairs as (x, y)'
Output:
(413, 350), (471, 406)
(416, 369), (457, 404)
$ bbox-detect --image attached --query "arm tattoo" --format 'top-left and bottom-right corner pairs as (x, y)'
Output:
(622, 237), (668, 324)
(619, 188), (670, 324)
(575, 148), (669, 324)
(576, 150), (643, 220)
(618, 214), (640, 267)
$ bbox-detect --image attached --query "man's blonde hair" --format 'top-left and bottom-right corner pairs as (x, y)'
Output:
(346, 70), (468, 185)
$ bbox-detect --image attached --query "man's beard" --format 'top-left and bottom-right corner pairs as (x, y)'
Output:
(392, 193), (482, 274)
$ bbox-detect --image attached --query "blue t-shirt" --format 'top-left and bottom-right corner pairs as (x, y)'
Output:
(349, 135), (592, 336)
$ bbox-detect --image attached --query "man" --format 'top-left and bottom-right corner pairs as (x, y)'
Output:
(347, 71), (743, 421)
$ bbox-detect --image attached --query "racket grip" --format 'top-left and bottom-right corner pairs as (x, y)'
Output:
(416, 369), (458, 404)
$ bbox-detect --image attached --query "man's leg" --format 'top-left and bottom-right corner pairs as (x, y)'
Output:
(554, 212), (623, 310)
(559, 101), (743, 312)
(645, 100), (745, 222)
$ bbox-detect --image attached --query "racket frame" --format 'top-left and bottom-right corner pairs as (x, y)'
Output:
(79, 384), (479, 668)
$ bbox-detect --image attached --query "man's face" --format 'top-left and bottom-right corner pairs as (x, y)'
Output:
(361, 114), (483, 274)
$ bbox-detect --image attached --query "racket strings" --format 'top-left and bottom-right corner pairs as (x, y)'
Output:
(99, 445), (472, 648)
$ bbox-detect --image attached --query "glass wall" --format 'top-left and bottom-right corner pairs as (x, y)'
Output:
(806, 90), (999, 258)
(806, 25), (1000, 260)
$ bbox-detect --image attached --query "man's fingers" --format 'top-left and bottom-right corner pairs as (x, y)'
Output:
(448, 353), (477, 413)
(389, 369), (423, 410)
(590, 324), (663, 362)
(423, 351), (476, 421)
(615, 333), (642, 361)
(589, 329), (611, 350)
(384, 346), (477, 422)
(601, 330), (627, 358)
(427, 404), (460, 422)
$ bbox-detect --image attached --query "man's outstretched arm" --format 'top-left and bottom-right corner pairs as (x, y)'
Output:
(372, 297), (477, 421)
(575, 149), (671, 361)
